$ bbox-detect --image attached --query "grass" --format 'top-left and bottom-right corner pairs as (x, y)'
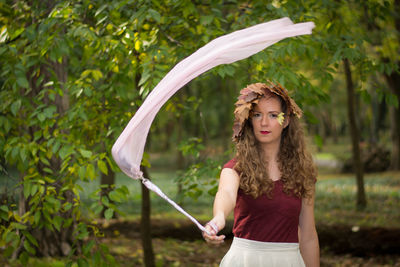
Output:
(315, 171), (400, 228)
(2, 155), (399, 229)
(75, 166), (400, 229)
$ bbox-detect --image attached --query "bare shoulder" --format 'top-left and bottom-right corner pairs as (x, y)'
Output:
(219, 168), (240, 190)
(221, 168), (239, 179)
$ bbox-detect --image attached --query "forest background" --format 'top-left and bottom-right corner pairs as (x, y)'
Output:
(1, 0), (400, 266)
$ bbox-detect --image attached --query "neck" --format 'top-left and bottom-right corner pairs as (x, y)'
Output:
(260, 141), (280, 162)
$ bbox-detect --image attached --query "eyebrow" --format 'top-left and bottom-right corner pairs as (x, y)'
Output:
(253, 110), (280, 113)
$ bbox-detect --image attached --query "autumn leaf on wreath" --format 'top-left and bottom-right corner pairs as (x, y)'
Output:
(277, 112), (285, 126)
(247, 83), (265, 95)
(234, 102), (252, 123)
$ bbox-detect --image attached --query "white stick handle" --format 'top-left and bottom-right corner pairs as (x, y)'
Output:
(140, 177), (211, 235)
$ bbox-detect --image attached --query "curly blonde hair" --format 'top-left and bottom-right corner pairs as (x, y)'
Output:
(234, 91), (316, 199)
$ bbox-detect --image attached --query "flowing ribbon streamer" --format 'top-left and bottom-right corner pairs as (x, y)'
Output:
(112, 17), (315, 234)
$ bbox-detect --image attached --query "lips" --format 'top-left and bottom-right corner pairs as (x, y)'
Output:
(260, 131), (270, 135)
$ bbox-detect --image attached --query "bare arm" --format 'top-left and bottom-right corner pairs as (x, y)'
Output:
(203, 168), (240, 245)
(299, 194), (320, 267)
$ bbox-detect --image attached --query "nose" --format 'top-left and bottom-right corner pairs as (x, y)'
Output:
(261, 114), (269, 126)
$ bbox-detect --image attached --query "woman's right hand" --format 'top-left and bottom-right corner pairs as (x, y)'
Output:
(203, 167), (239, 245)
(202, 217), (226, 245)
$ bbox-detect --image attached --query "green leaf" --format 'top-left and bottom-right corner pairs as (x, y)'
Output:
(148, 9), (161, 22)
(82, 240), (95, 255)
(22, 231), (39, 247)
(43, 81), (54, 87)
(86, 164), (95, 180)
(64, 202), (73, 211)
(120, 185), (130, 195)
(0, 205), (9, 212)
(53, 216), (62, 231)
(43, 105), (57, 118)
(64, 218), (73, 228)
(104, 208), (113, 220)
(97, 160), (108, 175)
(80, 149), (92, 158)
(43, 167), (53, 174)
(84, 87), (92, 97)
(0, 211), (9, 221)
(78, 165), (86, 179)
(23, 182), (31, 199)
(51, 140), (61, 154)
(95, 4), (107, 17)
(37, 113), (46, 122)
(11, 27), (24, 39)
(92, 204), (103, 215)
(101, 196), (109, 207)
(77, 258), (89, 267)
(108, 191), (121, 202)
(10, 100), (21, 116)
(24, 239), (36, 254)
(207, 186), (218, 196)
(16, 76), (29, 88)
(5, 230), (18, 243)
(93, 251), (101, 265)
(34, 211), (41, 225)
(91, 69), (103, 81)
(200, 15), (214, 25)
(138, 69), (150, 87)
(0, 46), (7, 56)
(40, 156), (50, 166)
(30, 184), (38, 196)
(59, 145), (71, 160)
(19, 251), (29, 265)
(11, 222), (27, 230)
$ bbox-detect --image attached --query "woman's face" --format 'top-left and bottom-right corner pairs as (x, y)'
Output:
(251, 96), (287, 146)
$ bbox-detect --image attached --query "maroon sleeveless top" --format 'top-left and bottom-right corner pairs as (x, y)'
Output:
(224, 159), (301, 243)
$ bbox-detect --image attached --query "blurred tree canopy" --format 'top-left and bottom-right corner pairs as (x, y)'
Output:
(0, 0), (399, 265)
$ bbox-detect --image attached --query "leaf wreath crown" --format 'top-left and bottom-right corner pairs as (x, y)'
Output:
(232, 81), (303, 140)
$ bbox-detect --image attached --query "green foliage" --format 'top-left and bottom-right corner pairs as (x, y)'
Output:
(176, 138), (226, 202)
(1, 0), (267, 263)
(0, 0), (157, 263)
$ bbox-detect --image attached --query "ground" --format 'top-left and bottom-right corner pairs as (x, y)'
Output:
(100, 218), (400, 266)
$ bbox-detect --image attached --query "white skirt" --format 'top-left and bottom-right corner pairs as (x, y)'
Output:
(220, 237), (306, 267)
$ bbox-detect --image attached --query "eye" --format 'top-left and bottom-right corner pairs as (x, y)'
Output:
(269, 113), (278, 118)
(252, 112), (262, 119)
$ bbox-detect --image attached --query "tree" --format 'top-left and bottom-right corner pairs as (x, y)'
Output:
(0, 0), (245, 265)
(344, 58), (367, 209)
(368, 0), (400, 170)
(0, 1), (135, 264)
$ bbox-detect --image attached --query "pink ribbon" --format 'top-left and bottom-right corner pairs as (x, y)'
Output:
(112, 17), (315, 233)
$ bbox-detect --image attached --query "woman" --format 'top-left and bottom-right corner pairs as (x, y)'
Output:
(203, 81), (320, 267)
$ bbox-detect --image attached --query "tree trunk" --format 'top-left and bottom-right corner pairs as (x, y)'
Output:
(24, 55), (78, 257)
(12, 182), (26, 260)
(140, 166), (155, 267)
(384, 0), (400, 170)
(176, 110), (184, 205)
(343, 58), (367, 209)
(100, 165), (116, 219)
(384, 72), (400, 170)
(361, 0), (400, 169)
